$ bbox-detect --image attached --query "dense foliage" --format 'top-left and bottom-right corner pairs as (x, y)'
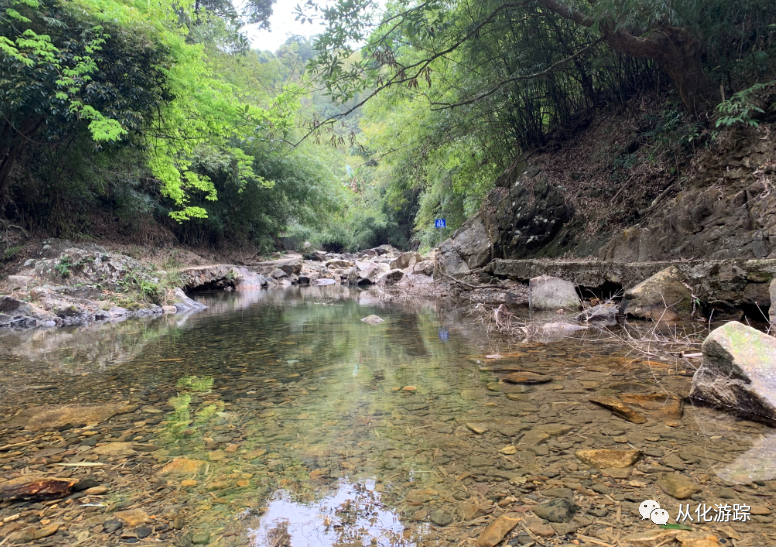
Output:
(1, 0), (775, 253)
(0, 0), (346, 251)
(299, 0), (776, 248)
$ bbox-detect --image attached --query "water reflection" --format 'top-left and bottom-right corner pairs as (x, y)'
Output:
(1, 286), (774, 547)
(249, 480), (410, 547)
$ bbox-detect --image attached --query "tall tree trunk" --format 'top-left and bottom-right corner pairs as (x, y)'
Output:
(602, 25), (713, 115)
(536, 0), (716, 115)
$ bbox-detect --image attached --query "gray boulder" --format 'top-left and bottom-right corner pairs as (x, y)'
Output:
(279, 259), (302, 275)
(620, 266), (695, 321)
(689, 321), (776, 425)
(529, 275), (580, 311)
(307, 250), (328, 261)
(390, 252), (423, 271)
(0, 296), (34, 316)
(378, 269), (404, 285)
(412, 260), (435, 276)
(172, 288), (208, 313)
(326, 259), (354, 268)
(351, 261), (390, 285)
(770, 279), (775, 325)
(577, 304), (619, 323)
(271, 268), (288, 279)
(437, 214), (491, 275)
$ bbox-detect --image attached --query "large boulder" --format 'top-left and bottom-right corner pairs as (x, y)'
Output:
(620, 266), (695, 321)
(306, 250), (328, 262)
(326, 259), (354, 269)
(350, 262), (390, 285)
(279, 259), (302, 275)
(412, 260), (435, 276)
(378, 269), (404, 285)
(172, 288), (208, 313)
(529, 275), (580, 311)
(770, 278), (776, 325)
(390, 252), (423, 271)
(0, 296), (34, 316)
(437, 214), (491, 275)
(689, 321), (776, 425)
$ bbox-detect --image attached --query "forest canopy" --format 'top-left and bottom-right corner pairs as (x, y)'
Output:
(1, 0), (775, 252)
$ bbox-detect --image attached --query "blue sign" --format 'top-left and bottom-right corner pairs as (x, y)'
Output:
(438, 328), (449, 341)
(435, 219), (446, 228)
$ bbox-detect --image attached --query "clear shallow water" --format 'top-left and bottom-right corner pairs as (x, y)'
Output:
(0, 287), (774, 546)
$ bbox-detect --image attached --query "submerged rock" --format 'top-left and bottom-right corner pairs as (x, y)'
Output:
(502, 371), (553, 385)
(158, 458), (207, 476)
(0, 477), (77, 501)
(657, 473), (702, 500)
(532, 499), (577, 523)
(575, 449), (642, 468)
(10, 402), (138, 429)
(689, 321), (776, 424)
(620, 266), (695, 321)
(529, 275), (580, 311)
(476, 515), (520, 547)
(589, 396), (647, 424)
(361, 315), (384, 325)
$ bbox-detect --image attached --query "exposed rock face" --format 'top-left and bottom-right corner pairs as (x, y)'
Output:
(436, 171), (574, 274)
(181, 265), (266, 291)
(437, 214), (491, 275)
(482, 174), (574, 260)
(600, 179), (776, 261)
(529, 275), (580, 311)
(532, 499), (577, 523)
(620, 266), (695, 321)
(689, 321), (776, 424)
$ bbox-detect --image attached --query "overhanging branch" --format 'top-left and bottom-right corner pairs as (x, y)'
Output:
(430, 37), (604, 110)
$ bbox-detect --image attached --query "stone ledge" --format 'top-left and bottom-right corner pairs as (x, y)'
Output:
(489, 258), (776, 307)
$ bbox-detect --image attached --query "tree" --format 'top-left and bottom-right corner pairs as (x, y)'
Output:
(299, 0), (775, 118)
(195, 0), (276, 29)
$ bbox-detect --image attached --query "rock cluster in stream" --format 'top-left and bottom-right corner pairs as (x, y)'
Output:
(259, 244), (437, 289)
(0, 240), (442, 330)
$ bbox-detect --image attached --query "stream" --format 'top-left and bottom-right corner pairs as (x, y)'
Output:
(0, 286), (774, 546)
